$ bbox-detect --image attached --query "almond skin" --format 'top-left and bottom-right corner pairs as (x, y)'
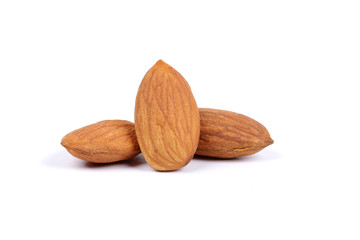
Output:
(195, 108), (273, 158)
(135, 60), (200, 171)
(61, 120), (140, 163)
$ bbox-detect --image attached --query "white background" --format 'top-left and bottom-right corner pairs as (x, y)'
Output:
(1, 1), (359, 239)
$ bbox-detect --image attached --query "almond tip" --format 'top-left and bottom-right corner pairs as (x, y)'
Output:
(267, 138), (274, 146)
(156, 59), (165, 65)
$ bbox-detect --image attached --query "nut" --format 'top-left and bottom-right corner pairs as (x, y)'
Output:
(134, 60), (200, 171)
(61, 120), (140, 163)
(195, 108), (273, 158)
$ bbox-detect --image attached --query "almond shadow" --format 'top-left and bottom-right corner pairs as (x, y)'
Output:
(193, 149), (280, 162)
(42, 151), (147, 170)
(82, 154), (146, 168)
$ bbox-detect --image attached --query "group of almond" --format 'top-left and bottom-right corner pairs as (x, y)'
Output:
(61, 60), (274, 171)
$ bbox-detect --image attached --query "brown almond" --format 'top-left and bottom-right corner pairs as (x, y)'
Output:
(61, 120), (140, 163)
(195, 108), (273, 158)
(135, 60), (200, 171)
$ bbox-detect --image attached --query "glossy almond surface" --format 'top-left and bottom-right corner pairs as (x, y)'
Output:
(135, 60), (200, 171)
(196, 108), (273, 158)
(61, 120), (140, 163)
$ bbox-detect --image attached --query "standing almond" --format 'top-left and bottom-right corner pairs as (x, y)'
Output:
(135, 60), (200, 171)
(196, 108), (273, 158)
(61, 120), (140, 163)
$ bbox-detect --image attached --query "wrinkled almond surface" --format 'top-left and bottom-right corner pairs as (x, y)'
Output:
(195, 108), (273, 158)
(61, 120), (140, 163)
(135, 60), (200, 171)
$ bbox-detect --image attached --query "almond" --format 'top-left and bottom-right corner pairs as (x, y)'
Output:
(195, 108), (273, 158)
(61, 120), (140, 163)
(135, 60), (200, 171)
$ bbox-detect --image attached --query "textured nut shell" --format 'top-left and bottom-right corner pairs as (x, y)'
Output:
(135, 60), (200, 171)
(61, 120), (140, 163)
(195, 108), (273, 158)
